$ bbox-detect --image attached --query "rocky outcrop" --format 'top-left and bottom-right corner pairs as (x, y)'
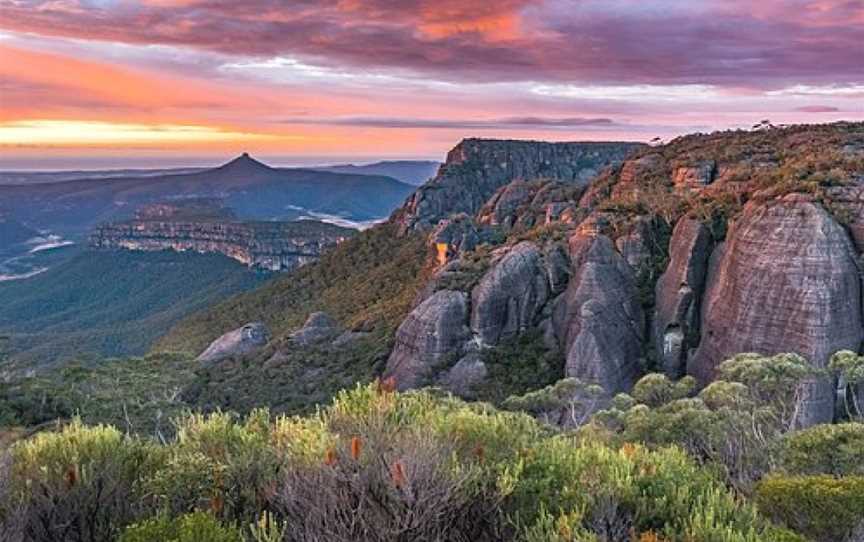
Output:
(470, 242), (550, 346)
(91, 219), (353, 271)
(615, 215), (656, 272)
(428, 214), (484, 265)
(397, 139), (641, 231)
(553, 232), (645, 396)
(653, 219), (712, 377)
(290, 312), (342, 346)
(476, 181), (536, 229)
(690, 196), (863, 426)
(824, 183), (864, 253)
(438, 352), (488, 398)
(672, 160), (716, 191)
(384, 290), (470, 390)
(197, 322), (270, 365)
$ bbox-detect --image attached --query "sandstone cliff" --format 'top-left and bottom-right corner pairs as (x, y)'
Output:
(382, 123), (864, 425)
(91, 203), (354, 271)
(395, 138), (642, 232)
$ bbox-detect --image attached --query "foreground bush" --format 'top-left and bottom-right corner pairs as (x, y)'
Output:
(119, 512), (242, 542)
(781, 423), (864, 476)
(0, 384), (801, 541)
(755, 475), (864, 542)
(0, 420), (158, 542)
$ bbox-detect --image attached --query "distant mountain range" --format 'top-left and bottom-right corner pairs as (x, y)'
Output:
(0, 154), (416, 239)
(314, 160), (440, 186)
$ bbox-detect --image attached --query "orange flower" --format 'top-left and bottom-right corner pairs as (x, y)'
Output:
(325, 447), (338, 466)
(390, 460), (407, 488)
(351, 436), (363, 461)
(64, 466), (77, 489)
(210, 493), (224, 515)
(473, 444), (485, 463)
(378, 376), (397, 394)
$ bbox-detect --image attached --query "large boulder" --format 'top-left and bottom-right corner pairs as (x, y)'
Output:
(553, 232), (645, 396)
(384, 290), (470, 390)
(470, 242), (550, 346)
(197, 322), (270, 365)
(653, 218), (712, 377)
(690, 195), (863, 426)
(289, 312), (341, 346)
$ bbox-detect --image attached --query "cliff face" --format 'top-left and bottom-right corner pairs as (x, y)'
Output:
(380, 123), (864, 426)
(395, 138), (643, 232)
(689, 195), (863, 426)
(91, 218), (354, 271)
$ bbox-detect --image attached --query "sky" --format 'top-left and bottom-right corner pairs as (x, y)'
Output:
(0, 0), (862, 168)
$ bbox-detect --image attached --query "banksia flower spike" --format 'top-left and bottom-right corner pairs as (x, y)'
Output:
(379, 376), (397, 394)
(64, 465), (78, 489)
(390, 460), (406, 488)
(473, 444), (485, 463)
(324, 447), (337, 466)
(350, 436), (362, 461)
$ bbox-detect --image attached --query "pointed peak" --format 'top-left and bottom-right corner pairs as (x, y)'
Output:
(217, 152), (271, 172)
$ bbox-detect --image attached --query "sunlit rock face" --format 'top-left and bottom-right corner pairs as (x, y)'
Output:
(396, 138), (642, 232)
(690, 195), (863, 426)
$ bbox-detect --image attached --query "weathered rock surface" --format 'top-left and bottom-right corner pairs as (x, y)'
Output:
(197, 322), (270, 365)
(615, 215), (656, 272)
(471, 242), (550, 346)
(553, 233), (645, 395)
(384, 290), (470, 390)
(290, 312), (341, 346)
(91, 217), (353, 271)
(397, 139), (641, 231)
(476, 181), (535, 228)
(690, 196), (863, 426)
(653, 219), (712, 377)
(438, 352), (488, 398)
(428, 214), (483, 265)
(824, 183), (864, 253)
(672, 160), (716, 190)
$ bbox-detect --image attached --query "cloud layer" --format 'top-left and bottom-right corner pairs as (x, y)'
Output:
(0, 0), (862, 164)
(2, 0), (862, 87)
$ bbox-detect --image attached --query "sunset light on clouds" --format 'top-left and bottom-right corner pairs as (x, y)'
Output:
(0, 0), (862, 167)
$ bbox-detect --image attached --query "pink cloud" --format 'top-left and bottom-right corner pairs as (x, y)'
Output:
(0, 0), (860, 88)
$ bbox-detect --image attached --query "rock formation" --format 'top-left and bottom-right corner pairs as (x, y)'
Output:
(91, 205), (354, 271)
(653, 218), (712, 377)
(197, 322), (270, 365)
(397, 139), (642, 232)
(690, 196), (863, 426)
(290, 312), (342, 346)
(553, 232), (645, 396)
(384, 290), (471, 390)
(470, 242), (550, 346)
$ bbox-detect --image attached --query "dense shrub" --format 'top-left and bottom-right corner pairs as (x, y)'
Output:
(506, 439), (783, 541)
(755, 475), (864, 542)
(147, 409), (279, 523)
(0, 419), (158, 542)
(119, 512), (242, 542)
(0, 384), (804, 541)
(592, 354), (819, 491)
(781, 423), (864, 476)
